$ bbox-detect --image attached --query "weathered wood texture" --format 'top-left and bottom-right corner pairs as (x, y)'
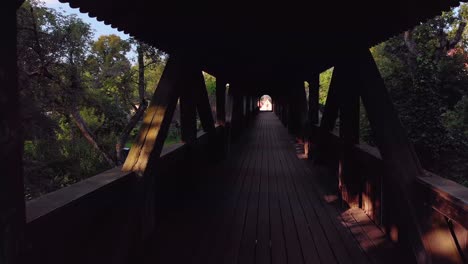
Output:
(144, 112), (402, 264)
(122, 55), (184, 175)
(1, 7), (25, 264)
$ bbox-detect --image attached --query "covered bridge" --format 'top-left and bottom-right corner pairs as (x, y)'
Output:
(2, 1), (468, 263)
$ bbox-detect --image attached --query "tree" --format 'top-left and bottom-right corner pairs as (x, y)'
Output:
(370, 3), (468, 184)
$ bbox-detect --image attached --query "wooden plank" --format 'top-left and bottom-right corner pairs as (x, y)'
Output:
(237, 117), (263, 264)
(294, 149), (371, 263)
(0, 6), (25, 264)
(204, 132), (255, 264)
(144, 112), (409, 264)
(223, 124), (260, 263)
(255, 118), (271, 264)
(122, 55), (185, 175)
(193, 130), (254, 264)
(276, 137), (321, 264)
(279, 137), (341, 264)
(300, 169), (372, 264)
(348, 208), (402, 263)
(267, 116), (288, 264)
(272, 131), (305, 264)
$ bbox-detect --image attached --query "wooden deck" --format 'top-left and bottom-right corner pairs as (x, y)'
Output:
(144, 112), (402, 264)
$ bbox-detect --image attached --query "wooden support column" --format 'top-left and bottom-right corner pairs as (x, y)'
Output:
(194, 71), (215, 133)
(123, 55), (185, 174)
(1, 7), (25, 264)
(307, 73), (320, 159)
(315, 69), (340, 165)
(288, 80), (307, 136)
(308, 74), (320, 125)
(320, 69), (340, 132)
(335, 65), (360, 208)
(224, 84), (234, 155)
(356, 48), (428, 263)
(180, 73), (197, 143)
(215, 78), (226, 126)
(229, 86), (243, 140)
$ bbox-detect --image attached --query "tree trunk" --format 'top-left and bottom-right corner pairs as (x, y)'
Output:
(115, 42), (147, 163)
(70, 107), (116, 167)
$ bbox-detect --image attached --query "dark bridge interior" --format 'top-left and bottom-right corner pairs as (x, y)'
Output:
(3, 1), (468, 264)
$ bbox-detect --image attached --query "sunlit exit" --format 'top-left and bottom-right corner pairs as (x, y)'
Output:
(259, 95), (272, 111)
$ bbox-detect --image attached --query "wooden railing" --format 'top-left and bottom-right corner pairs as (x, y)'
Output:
(23, 127), (226, 264)
(313, 127), (468, 263)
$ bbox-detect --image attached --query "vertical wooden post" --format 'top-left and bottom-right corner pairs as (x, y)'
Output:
(288, 80), (307, 136)
(229, 88), (243, 140)
(356, 48), (428, 263)
(307, 73), (320, 159)
(180, 72), (197, 143)
(216, 78), (226, 126)
(194, 71), (215, 133)
(308, 74), (320, 125)
(336, 65), (361, 208)
(315, 69), (340, 166)
(1, 6), (25, 264)
(320, 69), (340, 132)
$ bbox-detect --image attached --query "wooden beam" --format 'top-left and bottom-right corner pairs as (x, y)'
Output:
(180, 71), (197, 143)
(319, 69), (340, 132)
(335, 64), (360, 208)
(308, 74), (320, 125)
(307, 74), (320, 160)
(315, 68), (340, 165)
(356, 48), (428, 263)
(194, 70), (215, 133)
(216, 78), (226, 126)
(1, 7), (25, 264)
(122, 55), (184, 175)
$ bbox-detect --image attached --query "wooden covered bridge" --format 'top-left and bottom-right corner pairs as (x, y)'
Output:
(3, 1), (468, 263)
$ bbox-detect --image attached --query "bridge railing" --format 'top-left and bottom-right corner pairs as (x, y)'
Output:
(23, 127), (225, 264)
(312, 126), (468, 263)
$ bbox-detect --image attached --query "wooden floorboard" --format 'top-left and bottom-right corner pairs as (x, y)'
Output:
(145, 112), (404, 264)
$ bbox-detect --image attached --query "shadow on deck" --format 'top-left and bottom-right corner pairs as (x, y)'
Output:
(142, 112), (403, 264)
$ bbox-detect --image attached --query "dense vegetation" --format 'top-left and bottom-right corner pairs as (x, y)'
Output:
(17, 0), (218, 199)
(364, 5), (468, 185)
(315, 5), (468, 185)
(17, 0), (467, 199)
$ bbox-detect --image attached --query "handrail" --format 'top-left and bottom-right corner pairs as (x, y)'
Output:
(313, 127), (468, 262)
(25, 130), (214, 224)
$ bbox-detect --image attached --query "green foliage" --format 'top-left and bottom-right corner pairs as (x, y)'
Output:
(17, 1), (169, 199)
(367, 3), (468, 185)
(203, 71), (216, 95)
(319, 67), (334, 106)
